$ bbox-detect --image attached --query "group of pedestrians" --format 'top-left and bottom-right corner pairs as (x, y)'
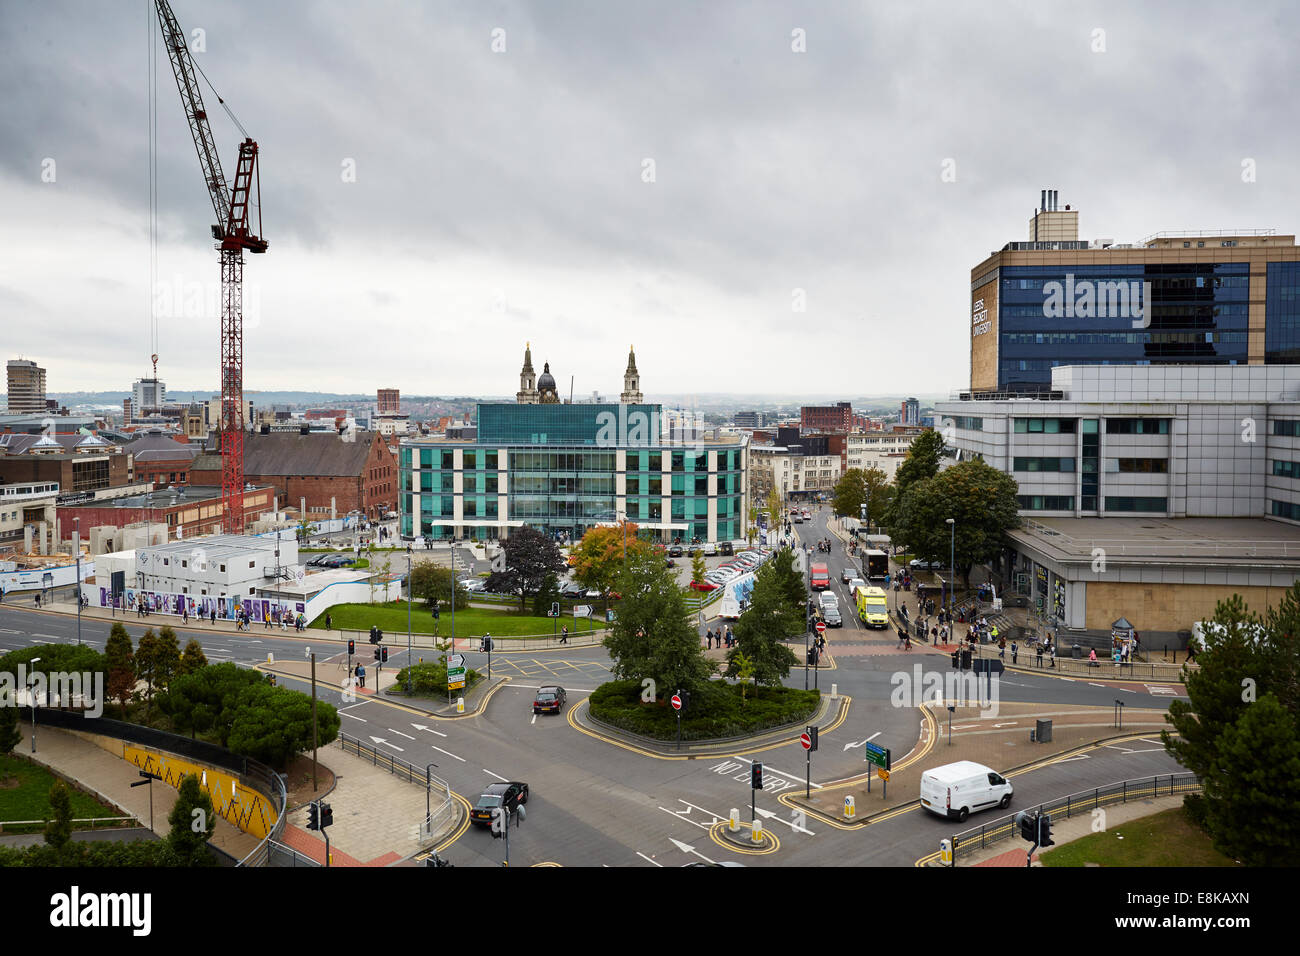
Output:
(704, 626), (735, 650)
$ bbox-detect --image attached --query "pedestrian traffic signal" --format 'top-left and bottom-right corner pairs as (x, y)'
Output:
(1016, 811), (1036, 842)
(347, 639), (355, 655)
(320, 803), (333, 829)
(381, 646), (389, 663)
(807, 649), (817, 665)
(751, 762), (764, 790)
(374, 647), (381, 660)
(808, 725), (819, 752)
(551, 602), (560, 617)
(1037, 813), (1054, 848)
(307, 802), (319, 831)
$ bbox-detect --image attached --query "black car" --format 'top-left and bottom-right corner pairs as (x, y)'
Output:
(668, 543), (684, 557)
(470, 781), (530, 828)
(533, 685), (567, 714)
(719, 541), (735, 556)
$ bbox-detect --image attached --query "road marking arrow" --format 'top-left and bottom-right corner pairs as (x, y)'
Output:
(369, 736), (404, 752)
(410, 723), (447, 737)
(842, 733), (880, 751)
(669, 838), (717, 865)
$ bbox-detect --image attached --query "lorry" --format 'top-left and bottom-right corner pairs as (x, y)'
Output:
(862, 549), (889, 581)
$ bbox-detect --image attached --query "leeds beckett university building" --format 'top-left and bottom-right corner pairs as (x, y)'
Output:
(969, 190), (1300, 393)
(399, 347), (750, 544)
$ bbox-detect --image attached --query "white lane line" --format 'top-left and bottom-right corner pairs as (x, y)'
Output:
(410, 723), (447, 737)
(1118, 687), (1137, 694)
(656, 806), (714, 830)
(0, 628), (21, 634)
(340, 701), (372, 712)
(867, 731), (882, 742)
(531, 714), (536, 725)
(483, 769), (507, 781)
(387, 729), (416, 740)
(33, 634), (61, 640)
(636, 852), (663, 867)
(340, 711), (367, 722)
(430, 745), (465, 762)
(1088, 682), (1105, 687)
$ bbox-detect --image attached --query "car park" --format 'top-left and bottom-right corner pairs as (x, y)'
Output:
(469, 781), (530, 828)
(533, 685), (567, 714)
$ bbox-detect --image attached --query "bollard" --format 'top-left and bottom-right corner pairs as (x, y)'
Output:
(456, 697), (465, 714)
(940, 838), (952, 866)
(267, 653), (274, 665)
(844, 795), (856, 819)
(831, 683), (838, 700)
(729, 808), (739, 832)
(751, 819), (763, 844)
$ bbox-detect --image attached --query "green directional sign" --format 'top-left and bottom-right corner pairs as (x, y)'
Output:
(864, 742), (891, 771)
(447, 665), (466, 691)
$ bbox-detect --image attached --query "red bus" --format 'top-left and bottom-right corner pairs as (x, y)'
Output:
(810, 562), (830, 590)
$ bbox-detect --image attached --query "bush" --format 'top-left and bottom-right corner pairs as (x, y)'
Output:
(589, 679), (819, 741)
(389, 661), (481, 698)
(1183, 793), (1210, 833)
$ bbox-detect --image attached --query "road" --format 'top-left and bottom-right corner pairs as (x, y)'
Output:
(0, 518), (1188, 866)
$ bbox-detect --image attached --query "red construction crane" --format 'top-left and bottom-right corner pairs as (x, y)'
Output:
(153, 0), (267, 534)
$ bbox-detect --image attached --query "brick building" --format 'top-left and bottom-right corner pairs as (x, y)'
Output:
(190, 431), (398, 519)
(58, 484), (275, 541)
(122, 429), (201, 488)
(800, 402), (852, 433)
(0, 432), (133, 495)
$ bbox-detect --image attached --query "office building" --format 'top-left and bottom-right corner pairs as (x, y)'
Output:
(801, 402), (852, 433)
(969, 191), (1300, 393)
(900, 397), (921, 426)
(6, 360), (46, 415)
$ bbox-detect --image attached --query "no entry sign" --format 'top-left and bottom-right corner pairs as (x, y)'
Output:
(671, 694), (682, 711)
(815, 621), (826, 634)
(800, 732), (812, 750)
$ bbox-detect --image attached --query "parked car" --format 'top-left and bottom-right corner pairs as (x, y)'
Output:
(689, 580), (718, 592)
(560, 582), (585, 598)
(669, 544), (684, 557)
(703, 542), (718, 556)
(469, 781), (530, 828)
(719, 541), (735, 556)
(533, 686), (567, 715)
(462, 579), (488, 593)
(909, 558), (942, 571)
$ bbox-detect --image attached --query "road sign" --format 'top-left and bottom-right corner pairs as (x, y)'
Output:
(574, 605), (593, 619)
(799, 732), (812, 751)
(864, 741), (891, 771)
(447, 655), (464, 669)
(447, 665), (466, 691)
(815, 621), (826, 634)
(671, 694), (682, 711)
(877, 769), (890, 782)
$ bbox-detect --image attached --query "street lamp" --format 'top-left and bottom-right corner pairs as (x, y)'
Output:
(28, 657), (40, 752)
(945, 518), (955, 621)
(74, 517), (82, 645)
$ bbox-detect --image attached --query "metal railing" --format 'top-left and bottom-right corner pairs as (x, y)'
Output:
(267, 839), (321, 867)
(0, 815), (140, 833)
(949, 772), (1201, 864)
(1015, 518), (1300, 559)
(235, 760), (288, 867)
(338, 733), (454, 843)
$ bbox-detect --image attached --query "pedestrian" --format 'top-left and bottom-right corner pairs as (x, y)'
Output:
(706, 628), (713, 649)
(325, 612), (332, 631)
(1089, 647), (1098, 667)
(1011, 641), (1018, 665)
(1186, 641), (1197, 663)
(356, 663), (366, 689)
(897, 626), (907, 649)
(1035, 642), (1044, 668)
(211, 607), (217, 625)
(998, 636), (1006, 660)
(560, 624), (568, 644)
(182, 607), (188, 625)
(1048, 641), (1056, 668)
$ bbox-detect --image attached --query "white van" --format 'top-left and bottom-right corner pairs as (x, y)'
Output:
(919, 761), (1013, 822)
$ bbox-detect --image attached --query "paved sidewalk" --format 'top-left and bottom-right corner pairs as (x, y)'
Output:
(277, 742), (435, 866)
(15, 720), (260, 861)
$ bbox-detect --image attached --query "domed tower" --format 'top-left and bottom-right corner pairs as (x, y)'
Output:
(516, 343), (539, 404)
(537, 362), (560, 404)
(620, 345), (643, 404)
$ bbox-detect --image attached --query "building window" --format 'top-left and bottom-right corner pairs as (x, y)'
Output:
(1104, 496), (1168, 512)
(1271, 500), (1300, 521)
(1014, 418), (1076, 434)
(1273, 420), (1300, 438)
(1105, 418), (1170, 435)
(1272, 460), (1300, 479)
(1013, 457), (1076, 472)
(1017, 495), (1075, 510)
(1106, 458), (1170, 473)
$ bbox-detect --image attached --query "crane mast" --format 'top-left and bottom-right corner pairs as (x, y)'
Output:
(153, 0), (267, 534)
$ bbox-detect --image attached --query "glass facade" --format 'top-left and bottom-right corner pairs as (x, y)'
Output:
(997, 263), (1250, 390)
(1266, 262), (1300, 363)
(400, 405), (746, 543)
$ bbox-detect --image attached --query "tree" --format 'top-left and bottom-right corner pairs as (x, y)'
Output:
(104, 623), (135, 713)
(532, 572), (562, 616)
(178, 639), (208, 676)
(485, 525), (567, 610)
(764, 547), (808, 618)
(886, 459), (1020, 587)
(225, 682), (341, 768)
(1163, 585), (1300, 865)
(45, 780), (73, 850)
(746, 506), (758, 546)
(766, 488), (783, 534)
(1202, 694), (1300, 866)
(732, 651), (756, 702)
(690, 550), (707, 586)
(167, 773), (216, 866)
(604, 550), (714, 694)
(569, 522), (654, 601)
(0, 705), (19, 755)
(157, 662), (265, 744)
(409, 563), (468, 611)
(296, 516), (313, 543)
(725, 559), (800, 685)
(832, 468), (868, 519)
(136, 627), (181, 720)
(893, 428), (945, 496)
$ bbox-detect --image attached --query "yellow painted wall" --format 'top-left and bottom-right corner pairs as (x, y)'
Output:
(123, 745), (276, 839)
(1085, 580), (1294, 632)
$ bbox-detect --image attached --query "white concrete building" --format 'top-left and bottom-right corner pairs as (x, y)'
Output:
(846, 431), (919, 478)
(96, 534), (301, 600)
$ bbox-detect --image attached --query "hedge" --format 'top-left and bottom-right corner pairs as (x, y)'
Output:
(589, 679), (819, 741)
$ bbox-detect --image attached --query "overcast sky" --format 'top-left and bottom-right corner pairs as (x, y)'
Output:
(3, 1), (1297, 400)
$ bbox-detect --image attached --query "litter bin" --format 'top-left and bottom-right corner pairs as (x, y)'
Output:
(1072, 643), (1082, 659)
(1036, 718), (1052, 743)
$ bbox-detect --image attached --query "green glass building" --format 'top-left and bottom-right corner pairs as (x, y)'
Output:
(399, 402), (750, 543)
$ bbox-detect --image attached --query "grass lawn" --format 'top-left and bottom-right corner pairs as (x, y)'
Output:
(311, 601), (607, 639)
(0, 754), (123, 830)
(1039, 806), (1241, 867)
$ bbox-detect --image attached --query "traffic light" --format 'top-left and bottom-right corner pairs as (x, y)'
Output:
(751, 762), (764, 790)
(307, 802), (319, 831)
(680, 691), (691, 712)
(381, 646), (389, 663)
(268, 674), (277, 687)
(808, 725), (819, 752)
(807, 649), (817, 665)
(374, 647), (381, 660)
(432, 606), (440, 619)
(1037, 813), (1054, 848)
(551, 601), (560, 617)
(1016, 811), (1036, 842)
(347, 639), (355, 655)
(320, 802), (333, 829)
